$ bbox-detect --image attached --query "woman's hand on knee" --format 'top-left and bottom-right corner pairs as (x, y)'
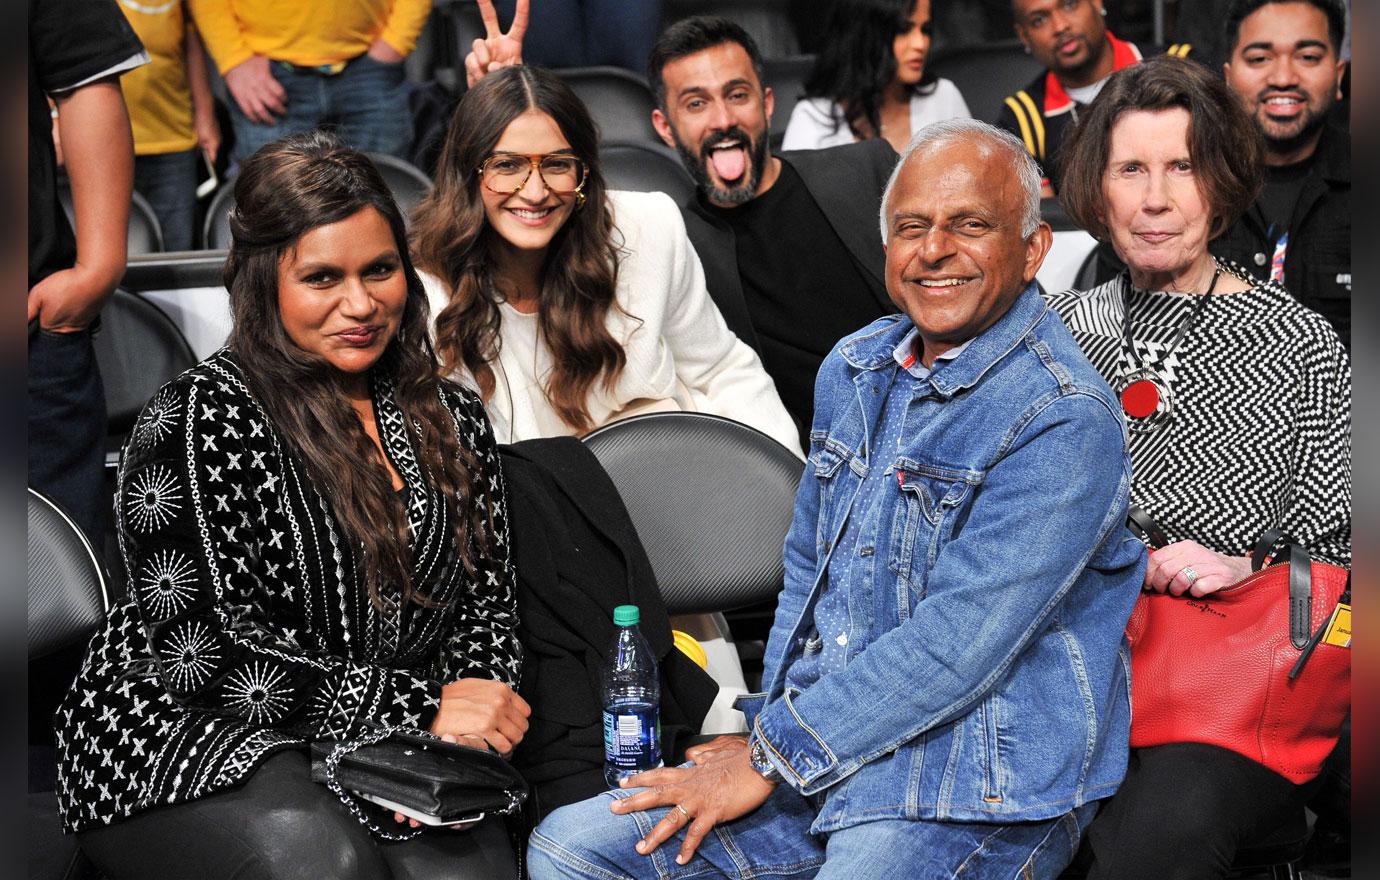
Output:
(430, 677), (531, 757)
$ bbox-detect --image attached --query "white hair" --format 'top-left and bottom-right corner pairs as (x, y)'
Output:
(878, 118), (1044, 244)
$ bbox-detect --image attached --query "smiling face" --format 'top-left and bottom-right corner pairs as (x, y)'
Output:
(480, 108), (580, 257)
(892, 0), (932, 87)
(277, 206), (408, 381)
(1101, 107), (1217, 291)
(1013, 0), (1111, 86)
(651, 42), (775, 207)
(883, 137), (1050, 366)
(1224, 2), (1344, 164)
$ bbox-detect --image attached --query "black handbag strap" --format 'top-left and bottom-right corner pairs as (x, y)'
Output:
(1125, 505), (1167, 549)
(321, 723), (425, 841)
(1251, 529), (1313, 650)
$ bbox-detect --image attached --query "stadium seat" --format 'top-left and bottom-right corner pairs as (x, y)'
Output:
(583, 412), (802, 732)
(554, 66), (662, 145)
(664, 0), (801, 59)
(599, 140), (696, 204)
(59, 184), (164, 255)
(762, 54), (815, 150)
(28, 487), (109, 880)
(93, 289), (198, 458)
(928, 39), (1046, 125)
(202, 152), (433, 250)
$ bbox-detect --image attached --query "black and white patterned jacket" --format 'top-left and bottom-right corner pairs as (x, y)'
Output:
(56, 349), (521, 832)
(1044, 263), (1351, 568)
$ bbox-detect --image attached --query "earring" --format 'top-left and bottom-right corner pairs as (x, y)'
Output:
(1023, 44), (1031, 54)
(575, 191), (587, 208)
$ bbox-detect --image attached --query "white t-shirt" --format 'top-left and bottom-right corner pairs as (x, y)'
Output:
(781, 78), (972, 151)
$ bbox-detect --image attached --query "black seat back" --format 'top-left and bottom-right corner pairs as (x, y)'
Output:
(582, 413), (803, 616)
(93, 290), (198, 446)
(60, 185), (164, 255)
(555, 66), (662, 145)
(28, 488), (108, 660)
(927, 40), (1046, 125)
(599, 141), (696, 204)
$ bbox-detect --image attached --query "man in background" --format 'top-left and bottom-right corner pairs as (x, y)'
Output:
(1216, 0), (1349, 348)
(189, 0), (431, 164)
(998, 0), (1192, 195)
(647, 17), (897, 443)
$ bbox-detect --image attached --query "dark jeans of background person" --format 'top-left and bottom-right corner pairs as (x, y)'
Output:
(135, 149), (197, 251)
(28, 325), (107, 543)
(1085, 742), (1318, 880)
(229, 53), (413, 166)
(495, 0), (660, 72)
(78, 750), (518, 880)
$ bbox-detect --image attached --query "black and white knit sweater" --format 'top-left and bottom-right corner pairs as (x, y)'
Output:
(1044, 263), (1350, 567)
(56, 350), (522, 832)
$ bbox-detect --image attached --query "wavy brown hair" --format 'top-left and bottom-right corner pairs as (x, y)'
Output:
(1058, 56), (1264, 243)
(224, 131), (497, 611)
(411, 65), (625, 433)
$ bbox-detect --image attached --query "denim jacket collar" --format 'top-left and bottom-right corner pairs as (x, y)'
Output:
(838, 282), (1048, 399)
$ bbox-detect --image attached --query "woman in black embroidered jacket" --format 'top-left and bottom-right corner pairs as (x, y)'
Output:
(56, 131), (528, 879)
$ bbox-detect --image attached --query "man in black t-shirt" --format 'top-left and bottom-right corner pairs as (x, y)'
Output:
(647, 18), (898, 445)
(1215, 0), (1350, 348)
(29, 0), (146, 540)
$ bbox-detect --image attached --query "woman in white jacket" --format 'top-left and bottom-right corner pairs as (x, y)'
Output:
(410, 64), (800, 455)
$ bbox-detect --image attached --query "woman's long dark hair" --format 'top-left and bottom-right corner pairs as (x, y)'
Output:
(411, 65), (625, 434)
(224, 130), (496, 612)
(803, 0), (938, 141)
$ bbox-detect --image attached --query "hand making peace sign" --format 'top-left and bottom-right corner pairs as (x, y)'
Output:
(465, 0), (530, 88)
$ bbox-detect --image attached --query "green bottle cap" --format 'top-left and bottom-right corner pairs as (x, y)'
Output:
(613, 605), (640, 626)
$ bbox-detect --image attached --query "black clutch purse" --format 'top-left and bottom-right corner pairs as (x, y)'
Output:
(311, 724), (529, 840)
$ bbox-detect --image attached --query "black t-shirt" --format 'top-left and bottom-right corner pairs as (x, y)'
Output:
(28, 0), (143, 290)
(703, 162), (886, 435)
(1257, 158), (1313, 241)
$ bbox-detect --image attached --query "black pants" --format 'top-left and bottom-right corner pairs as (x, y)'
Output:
(77, 750), (518, 880)
(1085, 743), (1314, 880)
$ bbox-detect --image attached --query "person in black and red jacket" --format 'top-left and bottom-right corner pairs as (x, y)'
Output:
(997, 0), (1193, 196)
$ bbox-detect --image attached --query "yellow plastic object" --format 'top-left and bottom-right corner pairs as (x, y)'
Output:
(672, 630), (708, 670)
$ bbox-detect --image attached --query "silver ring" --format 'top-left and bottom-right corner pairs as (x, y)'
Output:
(673, 803), (690, 822)
(1180, 566), (1199, 587)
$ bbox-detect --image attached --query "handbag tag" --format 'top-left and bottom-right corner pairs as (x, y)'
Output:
(1322, 603), (1352, 648)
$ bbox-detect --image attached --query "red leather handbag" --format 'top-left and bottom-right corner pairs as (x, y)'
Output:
(1123, 513), (1351, 783)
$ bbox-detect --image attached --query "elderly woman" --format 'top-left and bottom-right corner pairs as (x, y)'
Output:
(1046, 57), (1350, 879)
(56, 132), (527, 879)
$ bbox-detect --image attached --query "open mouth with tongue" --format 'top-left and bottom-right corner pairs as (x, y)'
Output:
(706, 138), (749, 186)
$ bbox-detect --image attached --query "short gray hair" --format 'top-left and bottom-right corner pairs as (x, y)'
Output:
(878, 118), (1043, 244)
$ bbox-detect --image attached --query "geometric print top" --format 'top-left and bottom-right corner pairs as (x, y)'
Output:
(56, 349), (521, 832)
(1044, 262), (1350, 568)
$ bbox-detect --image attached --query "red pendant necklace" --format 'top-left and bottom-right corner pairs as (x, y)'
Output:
(1118, 269), (1219, 433)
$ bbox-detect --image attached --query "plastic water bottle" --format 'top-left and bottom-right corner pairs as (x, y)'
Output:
(602, 604), (662, 787)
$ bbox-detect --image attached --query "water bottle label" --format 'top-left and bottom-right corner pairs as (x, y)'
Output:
(602, 705), (661, 773)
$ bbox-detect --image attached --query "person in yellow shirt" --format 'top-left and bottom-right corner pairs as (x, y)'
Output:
(188, 0), (432, 164)
(117, 0), (221, 251)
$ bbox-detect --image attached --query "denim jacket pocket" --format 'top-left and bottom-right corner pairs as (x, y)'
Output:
(889, 465), (975, 612)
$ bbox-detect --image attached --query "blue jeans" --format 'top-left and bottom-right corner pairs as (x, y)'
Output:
(134, 150), (197, 251)
(528, 781), (1098, 880)
(229, 53), (413, 165)
(494, 0), (660, 70)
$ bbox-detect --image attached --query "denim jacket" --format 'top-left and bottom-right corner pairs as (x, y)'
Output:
(745, 285), (1146, 832)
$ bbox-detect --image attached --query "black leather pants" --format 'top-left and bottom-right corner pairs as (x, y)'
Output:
(78, 749), (517, 880)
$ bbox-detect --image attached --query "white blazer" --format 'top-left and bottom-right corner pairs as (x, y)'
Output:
(423, 189), (803, 457)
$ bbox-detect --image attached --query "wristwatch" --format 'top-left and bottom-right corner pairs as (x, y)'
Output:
(747, 733), (783, 783)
